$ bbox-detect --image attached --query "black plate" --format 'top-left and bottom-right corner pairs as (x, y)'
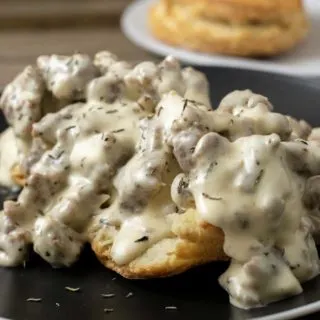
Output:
(0, 67), (320, 320)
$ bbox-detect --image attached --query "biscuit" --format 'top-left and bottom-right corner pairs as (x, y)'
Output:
(149, 0), (309, 56)
(91, 208), (227, 279)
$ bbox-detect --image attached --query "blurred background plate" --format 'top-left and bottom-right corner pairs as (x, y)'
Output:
(0, 67), (320, 320)
(121, 0), (320, 77)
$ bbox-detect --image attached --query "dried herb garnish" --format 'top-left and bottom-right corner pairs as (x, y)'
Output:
(112, 129), (125, 133)
(206, 161), (217, 177)
(26, 298), (42, 302)
(101, 293), (115, 298)
(182, 99), (188, 114)
(65, 287), (80, 292)
(63, 114), (73, 120)
(105, 109), (118, 114)
(298, 139), (308, 145)
(165, 306), (177, 310)
(137, 102), (145, 111)
(49, 150), (64, 160)
(255, 169), (264, 185)
(134, 236), (149, 243)
(65, 125), (76, 131)
(157, 106), (163, 117)
(202, 193), (222, 201)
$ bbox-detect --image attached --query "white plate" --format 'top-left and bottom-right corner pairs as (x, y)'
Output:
(121, 0), (320, 77)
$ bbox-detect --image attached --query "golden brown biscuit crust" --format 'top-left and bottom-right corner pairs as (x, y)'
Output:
(168, 0), (304, 23)
(11, 164), (26, 186)
(91, 209), (227, 279)
(149, 0), (308, 56)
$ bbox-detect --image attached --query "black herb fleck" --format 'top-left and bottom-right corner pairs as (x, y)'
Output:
(45, 251), (51, 257)
(206, 161), (217, 177)
(202, 193), (222, 201)
(63, 114), (73, 120)
(134, 236), (149, 243)
(112, 129), (125, 133)
(181, 99), (188, 114)
(255, 169), (264, 185)
(65, 125), (76, 131)
(298, 140), (308, 145)
(105, 109), (118, 114)
(49, 150), (64, 160)
(157, 106), (163, 117)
